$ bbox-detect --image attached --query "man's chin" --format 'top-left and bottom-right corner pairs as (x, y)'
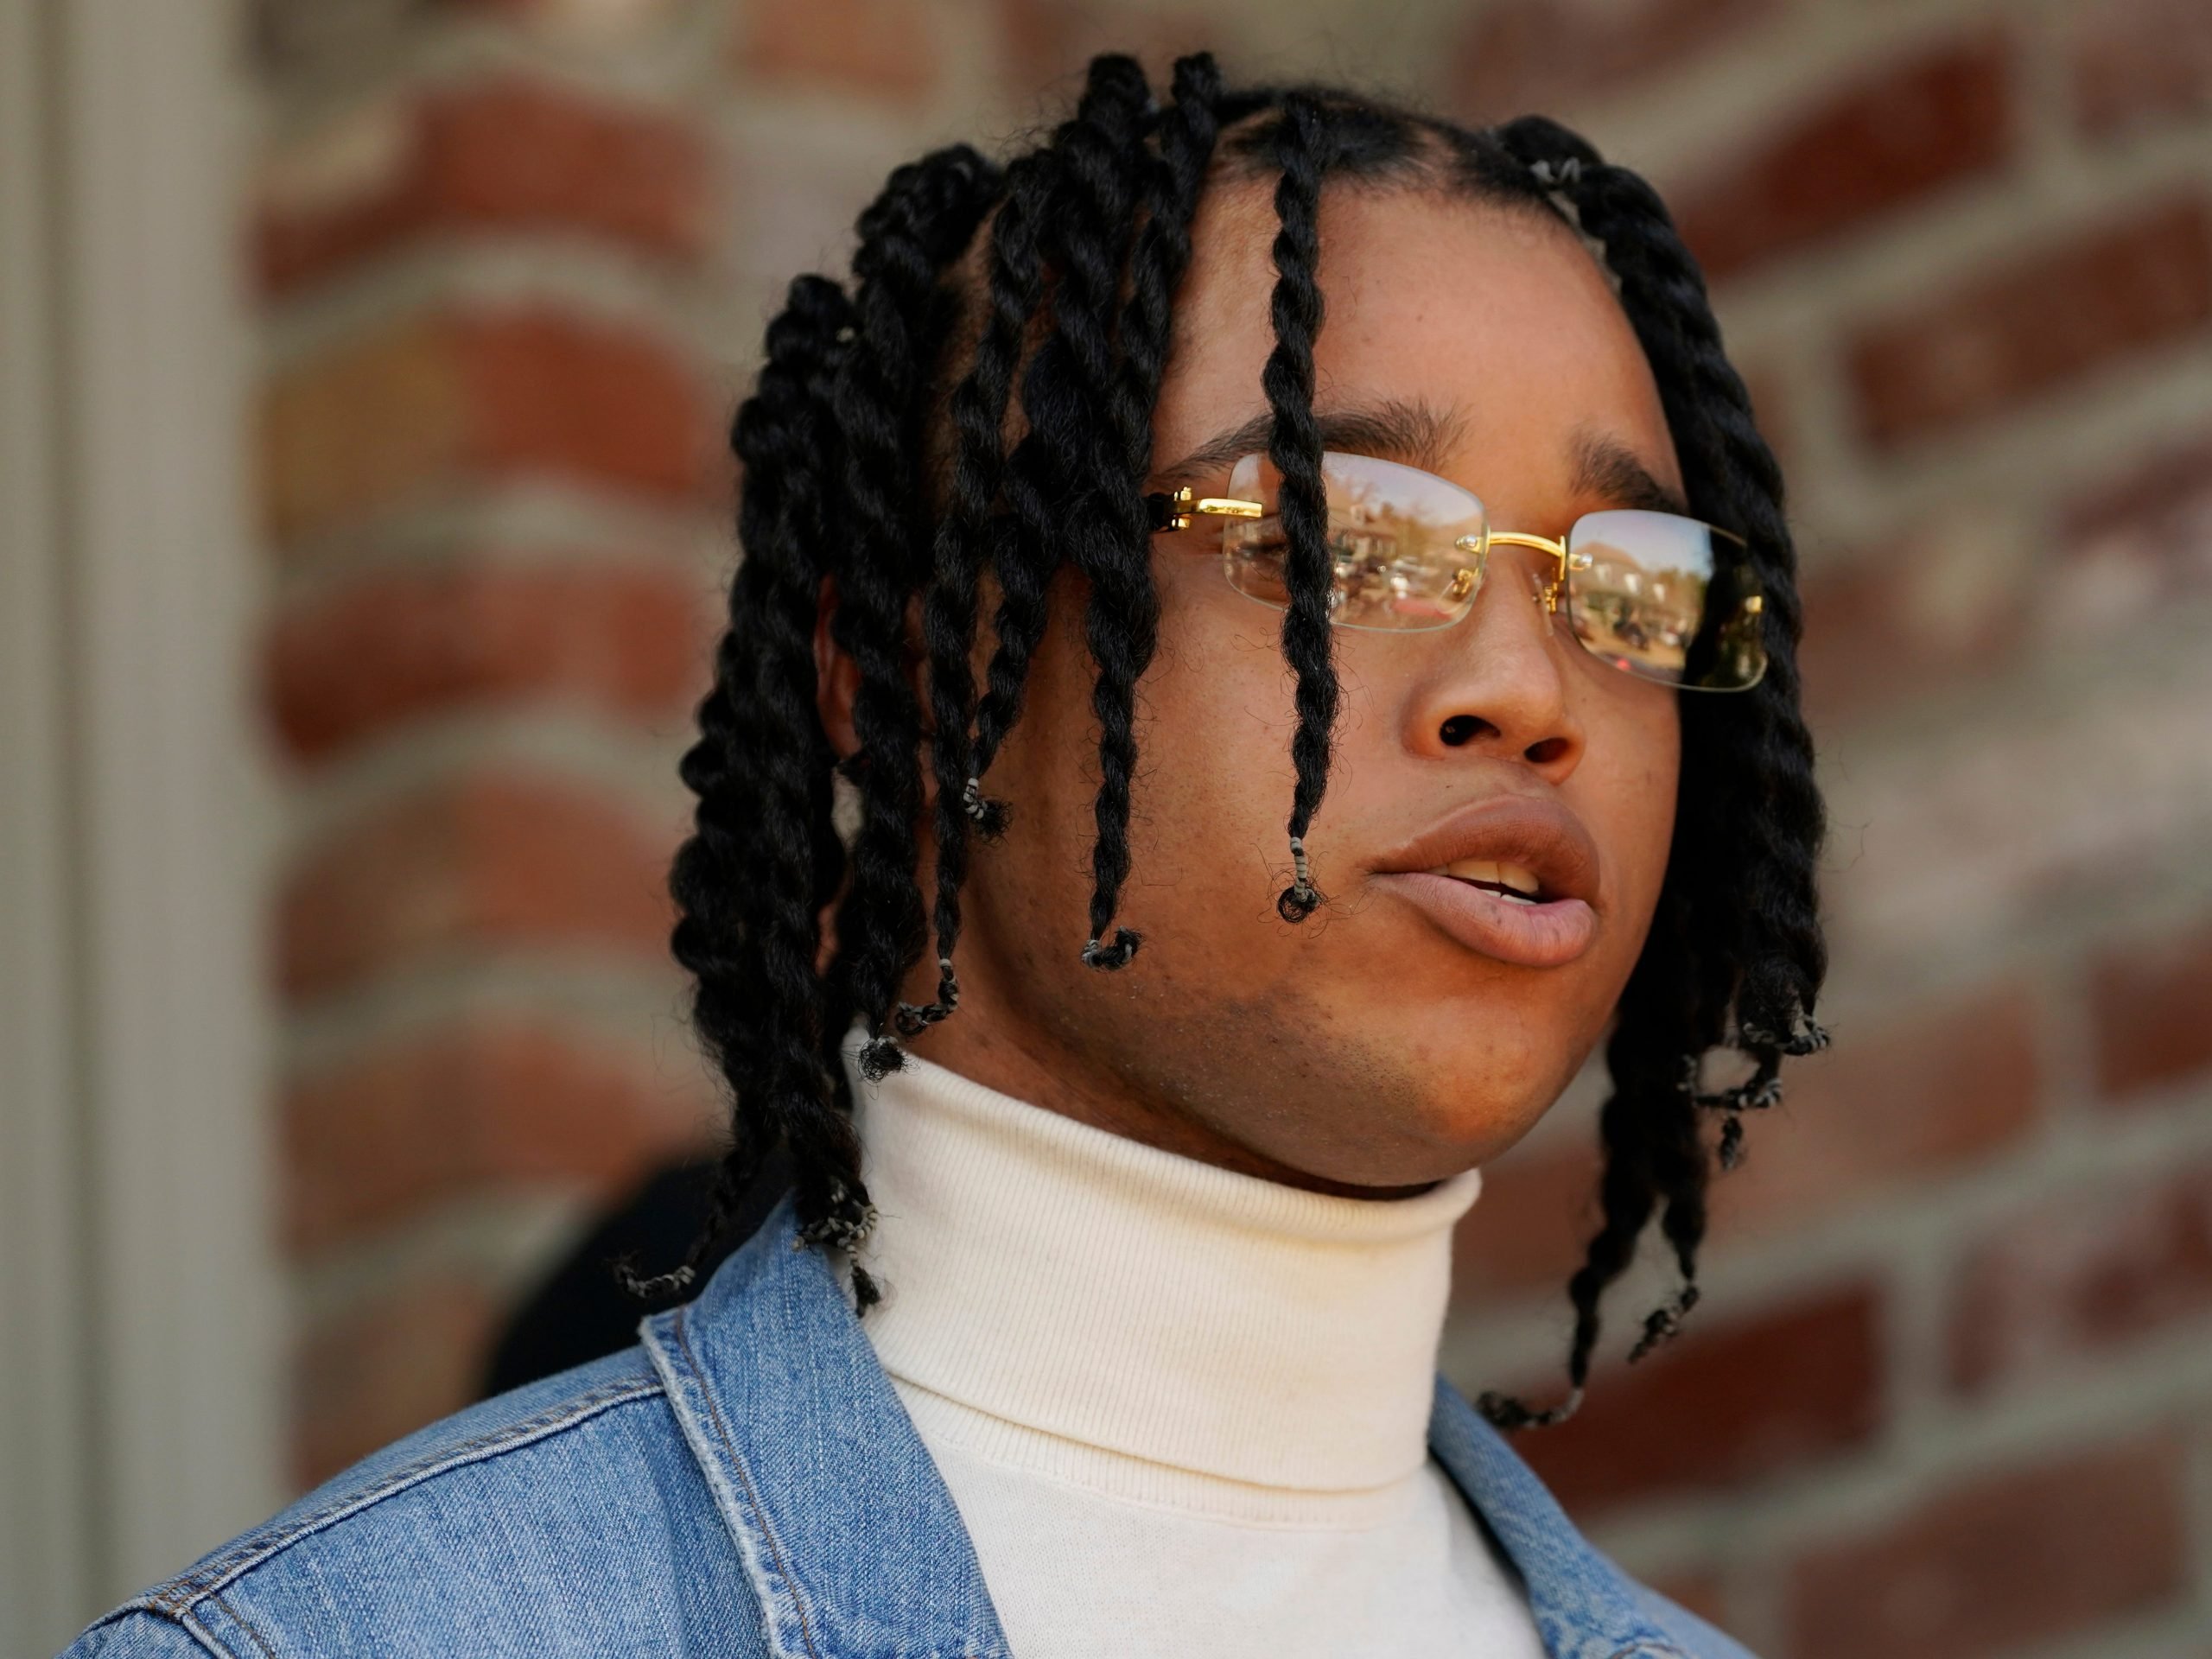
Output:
(1225, 1103), (1525, 1198)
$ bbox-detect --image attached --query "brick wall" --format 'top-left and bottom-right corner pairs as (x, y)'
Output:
(250, 0), (2212, 1649)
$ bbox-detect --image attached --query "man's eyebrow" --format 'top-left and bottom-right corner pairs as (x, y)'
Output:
(1153, 404), (1694, 519)
(1571, 430), (1691, 518)
(1152, 397), (1469, 489)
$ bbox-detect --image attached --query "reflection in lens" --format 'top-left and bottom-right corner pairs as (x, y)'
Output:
(1566, 510), (1764, 690)
(1220, 452), (1488, 632)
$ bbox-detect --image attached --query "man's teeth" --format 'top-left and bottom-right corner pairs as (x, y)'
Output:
(1431, 857), (1544, 901)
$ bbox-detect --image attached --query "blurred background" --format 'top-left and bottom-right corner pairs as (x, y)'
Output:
(5, 0), (2212, 1653)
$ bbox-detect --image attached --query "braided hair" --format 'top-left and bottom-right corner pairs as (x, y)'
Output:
(656, 55), (1832, 1422)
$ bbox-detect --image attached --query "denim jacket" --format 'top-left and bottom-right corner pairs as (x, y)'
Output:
(64, 1198), (1755, 1658)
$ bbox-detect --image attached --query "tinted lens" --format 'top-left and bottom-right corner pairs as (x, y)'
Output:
(1221, 452), (1489, 632)
(1565, 509), (1767, 691)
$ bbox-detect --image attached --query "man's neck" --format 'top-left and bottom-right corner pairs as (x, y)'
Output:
(842, 1026), (1484, 1495)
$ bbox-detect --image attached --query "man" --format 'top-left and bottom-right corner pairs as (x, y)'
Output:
(67, 54), (1827, 1659)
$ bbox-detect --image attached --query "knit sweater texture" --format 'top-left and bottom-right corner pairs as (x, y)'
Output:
(844, 1033), (1548, 1658)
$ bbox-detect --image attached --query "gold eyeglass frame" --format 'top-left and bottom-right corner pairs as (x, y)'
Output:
(1142, 457), (1767, 690)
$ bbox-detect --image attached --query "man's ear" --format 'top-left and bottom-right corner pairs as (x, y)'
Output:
(812, 581), (935, 764)
(814, 577), (861, 760)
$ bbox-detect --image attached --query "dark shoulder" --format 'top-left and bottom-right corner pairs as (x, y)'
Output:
(65, 1347), (760, 1659)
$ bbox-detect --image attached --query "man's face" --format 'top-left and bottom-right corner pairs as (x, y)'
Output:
(863, 181), (1683, 1193)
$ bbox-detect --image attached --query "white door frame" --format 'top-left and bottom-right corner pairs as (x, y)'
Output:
(0, 0), (283, 1648)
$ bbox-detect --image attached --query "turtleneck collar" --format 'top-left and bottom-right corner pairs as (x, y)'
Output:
(842, 1030), (1483, 1496)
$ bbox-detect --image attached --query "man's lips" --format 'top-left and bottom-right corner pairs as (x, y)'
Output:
(1367, 794), (1604, 968)
(1371, 873), (1598, 968)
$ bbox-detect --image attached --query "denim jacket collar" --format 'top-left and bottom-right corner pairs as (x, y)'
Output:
(643, 1196), (1688, 1659)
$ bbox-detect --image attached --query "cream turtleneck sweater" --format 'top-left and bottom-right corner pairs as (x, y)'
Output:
(842, 1033), (1548, 1658)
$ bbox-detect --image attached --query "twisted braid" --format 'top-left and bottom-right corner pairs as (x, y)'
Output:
(1466, 117), (1831, 1424)
(1040, 55), (1166, 972)
(639, 272), (855, 1299)
(964, 145), (1070, 798)
(902, 153), (1046, 1038)
(969, 59), (1234, 796)
(963, 67), (1158, 805)
(1259, 93), (1340, 924)
(1111, 55), (1225, 461)
(798, 148), (999, 1300)
(1076, 53), (1226, 970)
(871, 56), (1237, 1075)
(969, 214), (1071, 804)
(963, 55), (1230, 982)
(1502, 118), (1827, 1045)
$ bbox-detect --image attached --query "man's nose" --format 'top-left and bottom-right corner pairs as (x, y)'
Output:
(1400, 549), (1586, 772)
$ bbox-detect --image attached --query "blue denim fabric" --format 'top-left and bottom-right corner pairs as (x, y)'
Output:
(63, 1198), (1757, 1658)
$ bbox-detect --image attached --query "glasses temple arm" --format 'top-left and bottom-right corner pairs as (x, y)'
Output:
(1144, 487), (1264, 533)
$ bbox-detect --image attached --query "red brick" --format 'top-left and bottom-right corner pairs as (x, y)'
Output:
(456, 311), (715, 500)
(2090, 914), (2212, 1102)
(993, 0), (1217, 101)
(2073, 0), (2212, 143)
(2049, 429), (2212, 646)
(2063, 429), (2212, 552)
(1451, 0), (1779, 124)
(1784, 1433), (2189, 1659)
(1509, 1281), (1883, 1515)
(1713, 982), (2041, 1234)
(284, 1020), (711, 1255)
(455, 0), (683, 38)
(1847, 194), (2212, 449)
(1951, 1160), (2212, 1393)
(254, 0), (679, 66)
(261, 309), (715, 545)
(1455, 984), (2040, 1302)
(262, 320), (463, 546)
(1455, 1136), (1601, 1300)
(1796, 509), (2036, 728)
(1673, 35), (2013, 283)
(265, 562), (714, 764)
(734, 0), (940, 105)
(294, 1275), (496, 1488)
(258, 79), (714, 296)
(277, 772), (678, 1001)
(1648, 1571), (1732, 1637)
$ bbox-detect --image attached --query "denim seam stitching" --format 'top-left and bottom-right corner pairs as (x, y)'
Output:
(674, 1307), (825, 1659)
(141, 1376), (664, 1613)
(162, 1607), (240, 1659)
(205, 1592), (278, 1659)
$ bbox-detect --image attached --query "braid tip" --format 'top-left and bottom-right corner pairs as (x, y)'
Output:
(796, 1203), (880, 1255)
(962, 775), (1011, 839)
(613, 1257), (696, 1300)
(1739, 1073), (1785, 1111)
(1277, 833), (1321, 923)
(1626, 1283), (1701, 1364)
(1476, 1384), (1586, 1433)
(849, 1262), (883, 1312)
(796, 1192), (884, 1313)
(1081, 928), (1142, 970)
(858, 1035), (906, 1081)
(893, 957), (962, 1036)
(1739, 1012), (1832, 1057)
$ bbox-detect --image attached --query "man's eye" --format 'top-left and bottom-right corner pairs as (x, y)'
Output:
(1239, 515), (1288, 555)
